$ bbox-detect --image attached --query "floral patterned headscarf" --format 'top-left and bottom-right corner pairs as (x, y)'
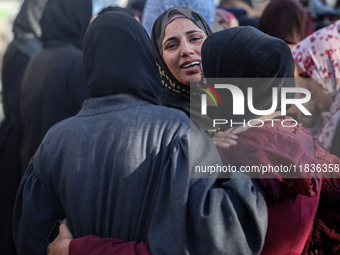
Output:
(212, 8), (239, 32)
(292, 20), (340, 95)
(292, 20), (340, 151)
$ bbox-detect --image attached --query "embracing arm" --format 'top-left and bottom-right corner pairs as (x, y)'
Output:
(47, 220), (151, 255)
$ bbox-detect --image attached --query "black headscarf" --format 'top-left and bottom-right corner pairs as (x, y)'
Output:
(258, 0), (307, 44)
(13, 0), (47, 39)
(83, 12), (161, 105)
(40, 0), (92, 49)
(151, 7), (212, 126)
(97, 6), (136, 17)
(11, 0), (47, 56)
(201, 26), (295, 122)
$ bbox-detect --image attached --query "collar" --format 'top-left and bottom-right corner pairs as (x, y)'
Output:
(77, 94), (149, 117)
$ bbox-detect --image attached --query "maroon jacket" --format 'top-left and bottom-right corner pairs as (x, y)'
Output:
(70, 236), (151, 255)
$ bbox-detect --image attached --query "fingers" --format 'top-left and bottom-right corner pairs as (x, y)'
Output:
(221, 126), (248, 135)
(59, 218), (73, 239)
(223, 128), (233, 135)
(231, 126), (249, 134)
(215, 131), (239, 140)
(212, 131), (238, 149)
(46, 219), (73, 255)
(215, 130), (236, 137)
(212, 141), (232, 149)
(211, 126), (248, 150)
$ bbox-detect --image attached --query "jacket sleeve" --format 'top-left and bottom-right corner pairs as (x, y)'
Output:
(13, 159), (64, 255)
(147, 128), (268, 255)
(70, 236), (151, 255)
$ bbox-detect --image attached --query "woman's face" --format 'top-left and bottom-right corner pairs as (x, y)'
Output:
(162, 18), (206, 86)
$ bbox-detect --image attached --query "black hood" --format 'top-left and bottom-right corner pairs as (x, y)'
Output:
(13, 0), (47, 39)
(201, 26), (296, 122)
(40, 0), (92, 49)
(83, 12), (161, 105)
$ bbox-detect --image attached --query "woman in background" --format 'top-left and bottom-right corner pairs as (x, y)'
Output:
(19, 0), (92, 171)
(141, 0), (216, 37)
(258, 0), (313, 47)
(292, 20), (340, 254)
(258, 0), (315, 119)
(0, 0), (47, 253)
(292, 20), (340, 155)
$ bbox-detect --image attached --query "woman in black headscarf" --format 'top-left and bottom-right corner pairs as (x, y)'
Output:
(202, 25), (296, 124)
(150, 7), (215, 131)
(0, 0), (47, 253)
(19, 0), (92, 172)
(201, 26), (326, 255)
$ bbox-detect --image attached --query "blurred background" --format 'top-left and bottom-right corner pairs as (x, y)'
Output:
(0, 0), (131, 120)
(0, 0), (20, 119)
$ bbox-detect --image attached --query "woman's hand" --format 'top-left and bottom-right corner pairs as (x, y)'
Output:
(211, 128), (241, 149)
(46, 219), (73, 255)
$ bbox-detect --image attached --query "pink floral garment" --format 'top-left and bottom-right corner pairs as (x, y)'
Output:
(212, 8), (239, 32)
(292, 20), (340, 151)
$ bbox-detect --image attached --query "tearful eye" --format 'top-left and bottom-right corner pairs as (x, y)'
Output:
(165, 42), (178, 50)
(168, 43), (177, 49)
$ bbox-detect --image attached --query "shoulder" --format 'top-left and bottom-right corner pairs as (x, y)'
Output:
(40, 116), (78, 142)
(149, 104), (190, 123)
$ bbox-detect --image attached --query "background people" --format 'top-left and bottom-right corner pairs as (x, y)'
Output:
(142, 0), (216, 36)
(217, 0), (268, 28)
(292, 20), (340, 253)
(0, 0), (47, 253)
(212, 7), (239, 32)
(292, 20), (340, 155)
(258, 0), (312, 47)
(19, 0), (92, 171)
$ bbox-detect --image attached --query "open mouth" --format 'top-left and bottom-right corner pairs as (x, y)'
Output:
(181, 61), (201, 69)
